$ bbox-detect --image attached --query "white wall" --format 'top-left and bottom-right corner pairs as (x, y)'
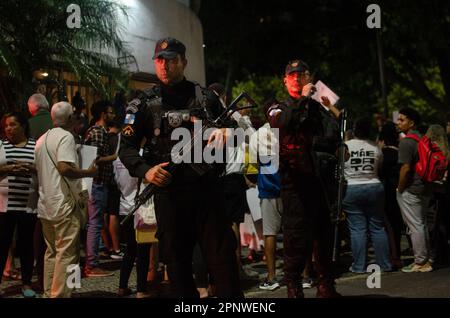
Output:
(115, 0), (205, 85)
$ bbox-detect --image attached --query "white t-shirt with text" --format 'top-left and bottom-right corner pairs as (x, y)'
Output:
(344, 139), (382, 185)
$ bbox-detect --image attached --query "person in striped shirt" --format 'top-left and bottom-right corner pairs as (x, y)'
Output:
(0, 112), (38, 298)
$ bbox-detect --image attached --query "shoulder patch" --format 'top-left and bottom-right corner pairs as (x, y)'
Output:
(126, 98), (141, 113)
(124, 114), (135, 125)
(268, 105), (283, 118)
(122, 125), (135, 137)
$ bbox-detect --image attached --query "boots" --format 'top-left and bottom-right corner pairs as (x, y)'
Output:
(287, 282), (304, 298)
(316, 279), (341, 298)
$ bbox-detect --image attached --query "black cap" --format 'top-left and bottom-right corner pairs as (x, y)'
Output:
(285, 59), (310, 75)
(152, 37), (186, 60)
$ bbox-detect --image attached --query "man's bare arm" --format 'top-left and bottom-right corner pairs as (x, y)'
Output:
(57, 161), (97, 179)
(397, 163), (411, 193)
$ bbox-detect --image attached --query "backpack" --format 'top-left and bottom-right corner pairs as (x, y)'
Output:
(405, 134), (449, 183)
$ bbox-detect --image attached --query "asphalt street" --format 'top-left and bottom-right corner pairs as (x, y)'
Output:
(2, 243), (449, 299)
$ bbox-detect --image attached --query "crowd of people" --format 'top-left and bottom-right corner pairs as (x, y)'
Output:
(0, 37), (449, 298)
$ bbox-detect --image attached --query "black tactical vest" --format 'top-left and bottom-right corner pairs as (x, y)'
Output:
(138, 83), (215, 176)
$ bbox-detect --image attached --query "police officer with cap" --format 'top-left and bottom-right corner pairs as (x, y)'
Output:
(119, 37), (242, 297)
(267, 59), (341, 298)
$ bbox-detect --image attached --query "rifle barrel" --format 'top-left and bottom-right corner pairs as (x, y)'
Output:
(332, 109), (347, 263)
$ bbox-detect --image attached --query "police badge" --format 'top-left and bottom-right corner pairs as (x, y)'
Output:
(167, 112), (183, 127)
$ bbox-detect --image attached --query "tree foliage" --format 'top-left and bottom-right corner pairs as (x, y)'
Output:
(0, 0), (130, 111)
(232, 75), (287, 122)
(199, 0), (450, 124)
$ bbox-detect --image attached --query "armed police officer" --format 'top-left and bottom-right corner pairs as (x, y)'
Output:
(119, 38), (242, 297)
(268, 59), (341, 298)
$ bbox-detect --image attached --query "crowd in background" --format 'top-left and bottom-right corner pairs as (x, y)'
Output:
(0, 87), (449, 298)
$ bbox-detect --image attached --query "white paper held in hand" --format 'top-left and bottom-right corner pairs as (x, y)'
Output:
(311, 80), (340, 108)
(78, 144), (97, 197)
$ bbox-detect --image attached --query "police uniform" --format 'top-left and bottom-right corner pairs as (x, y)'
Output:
(268, 60), (340, 298)
(119, 38), (242, 298)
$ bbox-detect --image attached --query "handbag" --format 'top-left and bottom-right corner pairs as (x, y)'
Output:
(134, 196), (157, 230)
(134, 201), (158, 243)
(133, 180), (158, 243)
(45, 130), (89, 227)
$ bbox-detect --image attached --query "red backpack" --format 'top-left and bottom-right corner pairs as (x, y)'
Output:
(405, 134), (449, 183)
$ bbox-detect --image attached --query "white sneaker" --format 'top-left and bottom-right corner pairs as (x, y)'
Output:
(401, 262), (433, 273)
(259, 279), (280, 291)
(302, 278), (315, 289)
(110, 250), (124, 260)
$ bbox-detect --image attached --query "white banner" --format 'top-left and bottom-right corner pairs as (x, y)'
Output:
(78, 145), (97, 196)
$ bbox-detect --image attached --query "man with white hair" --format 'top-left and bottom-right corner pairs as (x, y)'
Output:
(27, 93), (53, 139)
(28, 93), (54, 293)
(35, 101), (97, 298)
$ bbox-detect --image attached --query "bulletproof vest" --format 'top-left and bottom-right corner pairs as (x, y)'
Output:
(277, 98), (317, 175)
(142, 84), (214, 175)
(146, 84), (207, 134)
(280, 131), (315, 175)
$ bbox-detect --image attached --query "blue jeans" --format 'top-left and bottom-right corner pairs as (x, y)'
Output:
(86, 183), (108, 268)
(343, 183), (392, 273)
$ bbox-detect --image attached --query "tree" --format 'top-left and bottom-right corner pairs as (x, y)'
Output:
(199, 0), (450, 124)
(0, 0), (130, 111)
(199, 0), (385, 119)
(232, 75), (288, 124)
(380, 0), (449, 121)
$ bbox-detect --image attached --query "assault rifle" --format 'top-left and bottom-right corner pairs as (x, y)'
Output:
(120, 92), (258, 226)
(332, 108), (347, 262)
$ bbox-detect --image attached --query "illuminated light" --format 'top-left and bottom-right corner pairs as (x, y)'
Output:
(202, 44), (206, 48)
(260, 18), (264, 23)
(42, 72), (49, 77)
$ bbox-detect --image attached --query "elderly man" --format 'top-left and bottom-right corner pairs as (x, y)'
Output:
(35, 102), (97, 298)
(28, 93), (53, 140)
(27, 93), (54, 293)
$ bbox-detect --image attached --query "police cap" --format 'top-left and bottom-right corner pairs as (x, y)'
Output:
(285, 59), (310, 75)
(152, 37), (186, 60)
